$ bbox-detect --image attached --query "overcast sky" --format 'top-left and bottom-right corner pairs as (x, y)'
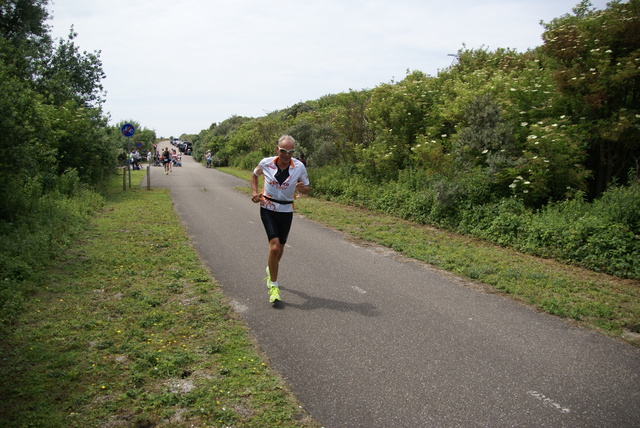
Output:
(47, 0), (611, 138)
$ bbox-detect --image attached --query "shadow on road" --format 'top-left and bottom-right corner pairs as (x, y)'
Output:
(275, 286), (381, 317)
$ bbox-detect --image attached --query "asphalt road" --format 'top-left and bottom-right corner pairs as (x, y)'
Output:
(151, 152), (640, 427)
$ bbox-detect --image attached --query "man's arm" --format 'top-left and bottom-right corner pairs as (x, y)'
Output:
(251, 172), (262, 203)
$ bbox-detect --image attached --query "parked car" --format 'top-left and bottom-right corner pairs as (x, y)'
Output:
(179, 141), (192, 154)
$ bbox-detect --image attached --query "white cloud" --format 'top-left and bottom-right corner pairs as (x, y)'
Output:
(48, 0), (610, 137)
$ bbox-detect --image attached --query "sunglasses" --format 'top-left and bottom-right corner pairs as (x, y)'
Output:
(278, 147), (295, 155)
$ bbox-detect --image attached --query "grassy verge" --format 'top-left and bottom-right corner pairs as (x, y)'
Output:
(0, 171), (319, 427)
(221, 167), (640, 347)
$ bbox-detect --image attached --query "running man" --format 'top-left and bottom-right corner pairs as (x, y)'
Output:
(251, 135), (310, 303)
(162, 148), (172, 174)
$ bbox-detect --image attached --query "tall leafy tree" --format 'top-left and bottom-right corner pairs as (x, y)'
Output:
(0, 0), (117, 221)
(0, 0), (51, 80)
(39, 27), (106, 108)
(1, 0), (54, 220)
(0, 63), (55, 220)
(541, 0), (640, 195)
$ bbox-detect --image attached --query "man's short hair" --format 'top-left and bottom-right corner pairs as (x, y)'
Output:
(278, 135), (296, 145)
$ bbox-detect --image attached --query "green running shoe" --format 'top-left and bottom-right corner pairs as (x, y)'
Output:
(268, 284), (280, 303)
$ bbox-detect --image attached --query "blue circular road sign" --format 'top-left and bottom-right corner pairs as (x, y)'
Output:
(121, 123), (135, 137)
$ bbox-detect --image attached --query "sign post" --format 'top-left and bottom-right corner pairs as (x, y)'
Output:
(121, 123), (136, 189)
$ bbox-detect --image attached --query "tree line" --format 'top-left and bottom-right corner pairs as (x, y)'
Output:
(190, 0), (640, 279)
(0, 0), (160, 220)
(0, 0), (157, 322)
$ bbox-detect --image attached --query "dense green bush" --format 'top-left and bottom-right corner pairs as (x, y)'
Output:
(309, 164), (639, 279)
(522, 182), (640, 277)
(457, 182), (640, 278)
(0, 170), (104, 329)
(233, 151), (265, 170)
(459, 197), (532, 246)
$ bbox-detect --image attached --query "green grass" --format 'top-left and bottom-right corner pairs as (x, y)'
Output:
(222, 167), (640, 347)
(0, 170), (319, 427)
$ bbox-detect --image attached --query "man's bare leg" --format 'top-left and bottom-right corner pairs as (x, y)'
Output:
(267, 237), (284, 284)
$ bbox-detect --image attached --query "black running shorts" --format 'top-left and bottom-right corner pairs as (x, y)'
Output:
(260, 207), (293, 244)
